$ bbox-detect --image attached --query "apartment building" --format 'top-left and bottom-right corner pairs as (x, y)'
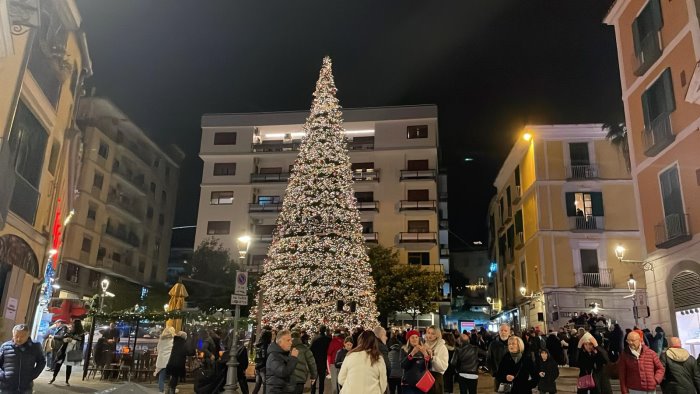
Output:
(487, 124), (646, 332)
(604, 0), (700, 348)
(0, 0), (91, 337)
(195, 105), (451, 303)
(55, 97), (184, 299)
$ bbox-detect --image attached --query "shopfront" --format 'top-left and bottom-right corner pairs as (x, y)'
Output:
(0, 234), (41, 338)
(670, 268), (700, 357)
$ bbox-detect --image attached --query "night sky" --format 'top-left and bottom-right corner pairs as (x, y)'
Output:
(74, 1), (623, 248)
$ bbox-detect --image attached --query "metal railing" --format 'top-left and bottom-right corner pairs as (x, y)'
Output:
(399, 232), (437, 243)
(352, 169), (380, 182)
(642, 113), (674, 157)
(347, 140), (374, 150)
(655, 213), (691, 248)
(252, 233), (274, 242)
(112, 166), (146, 192)
(399, 200), (437, 211)
(357, 201), (379, 211)
(419, 264), (444, 274)
(363, 232), (378, 243)
(251, 141), (301, 152)
(400, 169), (437, 180)
(513, 185), (522, 203)
(570, 216), (604, 231)
(249, 203), (283, 213)
(104, 225), (140, 247)
(575, 269), (613, 288)
(440, 247), (449, 257)
(251, 173), (290, 183)
(634, 32), (662, 76)
(106, 193), (142, 220)
(567, 164), (599, 180)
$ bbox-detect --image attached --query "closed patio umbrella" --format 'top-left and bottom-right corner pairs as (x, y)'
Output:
(166, 282), (188, 331)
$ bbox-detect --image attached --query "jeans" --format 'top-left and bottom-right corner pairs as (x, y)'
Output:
(329, 365), (338, 394)
(388, 378), (402, 394)
(310, 367), (326, 394)
(45, 351), (53, 369)
(252, 370), (266, 394)
(158, 369), (167, 392)
(457, 376), (478, 394)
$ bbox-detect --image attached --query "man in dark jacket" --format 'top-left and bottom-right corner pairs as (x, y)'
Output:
(0, 324), (46, 393)
(266, 330), (299, 394)
(659, 337), (700, 393)
(487, 323), (511, 391)
(309, 326), (331, 394)
(452, 332), (487, 394)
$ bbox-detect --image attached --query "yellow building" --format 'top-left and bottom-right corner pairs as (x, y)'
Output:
(488, 124), (646, 332)
(0, 1), (91, 338)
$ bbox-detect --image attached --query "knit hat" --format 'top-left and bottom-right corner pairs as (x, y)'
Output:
(406, 330), (420, 341)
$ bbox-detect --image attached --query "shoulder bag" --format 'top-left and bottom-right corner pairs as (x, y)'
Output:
(415, 356), (435, 393)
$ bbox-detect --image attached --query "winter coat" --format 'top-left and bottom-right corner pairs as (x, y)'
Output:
(337, 351), (387, 394)
(451, 342), (483, 375)
(334, 348), (348, 370)
(618, 344), (665, 394)
(290, 337), (317, 385)
(495, 353), (539, 394)
(166, 334), (189, 378)
(609, 329), (624, 361)
(537, 357), (559, 393)
(660, 347), (700, 393)
(567, 336), (580, 367)
(378, 341), (390, 377)
(310, 334), (331, 373)
(154, 329), (175, 376)
(53, 327), (84, 368)
(652, 332), (667, 354)
(0, 339), (45, 392)
(400, 348), (431, 387)
(487, 337), (509, 376)
(266, 342), (299, 394)
(255, 339), (271, 371)
(577, 346), (612, 394)
(327, 336), (344, 369)
(546, 333), (566, 365)
(237, 345), (249, 382)
(387, 343), (403, 379)
(424, 338), (448, 374)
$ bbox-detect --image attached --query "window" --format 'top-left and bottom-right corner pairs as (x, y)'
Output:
(214, 132), (237, 145)
(569, 143), (590, 166)
(351, 162), (375, 171)
(97, 247), (106, 262)
(48, 139), (60, 175)
(407, 190), (429, 201)
(138, 261), (145, 273)
(87, 205), (97, 221)
(251, 255), (267, 267)
(81, 237), (92, 253)
(207, 221), (231, 235)
(66, 263), (80, 284)
(165, 166), (170, 181)
(632, 0), (663, 75)
(507, 226), (514, 260)
(147, 206), (154, 219)
(565, 192), (604, 217)
(27, 36), (62, 107)
(112, 252), (121, 263)
(161, 190), (167, 203)
(211, 191), (234, 205)
(93, 172), (104, 190)
(514, 166), (521, 187)
(406, 160), (429, 171)
(254, 225), (275, 235)
(354, 191), (374, 202)
(158, 214), (165, 226)
(89, 270), (101, 289)
(660, 165), (684, 217)
(150, 182), (156, 196)
(408, 252), (430, 265)
(642, 68), (675, 132)
(259, 167), (282, 174)
(258, 196), (281, 205)
(515, 210), (523, 235)
(213, 163), (236, 176)
(408, 220), (429, 233)
(407, 125), (428, 139)
(520, 260), (526, 287)
(98, 141), (109, 159)
(361, 222), (374, 233)
(506, 187), (512, 217)
(499, 197), (504, 225)
(580, 249), (599, 273)
(153, 158), (160, 168)
(154, 238), (161, 258)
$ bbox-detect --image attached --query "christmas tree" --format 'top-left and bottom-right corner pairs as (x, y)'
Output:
(256, 57), (379, 331)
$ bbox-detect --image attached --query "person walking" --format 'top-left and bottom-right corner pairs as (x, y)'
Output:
(400, 330), (431, 394)
(290, 330), (317, 394)
(443, 332), (457, 394)
(253, 328), (273, 394)
(618, 331), (664, 394)
(338, 331), (387, 394)
(659, 337), (700, 393)
(387, 336), (403, 394)
(0, 324), (46, 394)
(577, 333), (612, 394)
(310, 326), (331, 394)
(42, 320), (63, 371)
(487, 324), (511, 391)
(235, 332), (250, 394)
(651, 327), (667, 355)
(266, 330), (300, 394)
(374, 326), (391, 382)
(424, 325), (448, 394)
(451, 332), (485, 394)
(165, 331), (188, 394)
(609, 324), (624, 363)
(154, 327), (176, 393)
(334, 337), (354, 393)
(327, 330), (344, 394)
(495, 336), (539, 394)
(537, 349), (559, 394)
(49, 319), (84, 386)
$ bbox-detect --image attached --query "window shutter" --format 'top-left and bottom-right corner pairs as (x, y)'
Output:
(565, 193), (576, 217)
(591, 192), (605, 216)
(632, 19), (641, 54)
(641, 90), (652, 129)
(661, 68), (676, 114)
(650, 0), (663, 31)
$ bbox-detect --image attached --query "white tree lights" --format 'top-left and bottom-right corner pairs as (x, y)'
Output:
(255, 57), (379, 331)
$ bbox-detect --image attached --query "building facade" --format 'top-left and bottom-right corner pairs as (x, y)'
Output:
(605, 0), (700, 349)
(488, 124), (647, 332)
(195, 106), (451, 303)
(0, 0), (91, 338)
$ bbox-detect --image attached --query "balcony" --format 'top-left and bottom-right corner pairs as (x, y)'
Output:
(112, 166), (146, 195)
(515, 232), (525, 250)
(251, 173), (290, 183)
(512, 185), (522, 205)
(104, 225), (140, 248)
(352, 169), (380, 182)
(655, 213), (691, 249)
(119, 139), (153, 168)
(566, 164), (599, 180)
(440, 246), (449, 257)
(363, 232), (378, 243)
(251, 141), (301, 153)
(357, 201), (379, 212)
(249, 203), (283, 213)
(634, 32), (662, 77)
(106, 193), (142, 222)
(399, 200), (437, 212)
(418, 264), (444, 274)
(575, 269), (613, 288)
(400, 169), (436, 181)
(252, 233), (274, 243)
(642, 113), (674, 157)
(570, 216), (604, 232)
(347, 139), (374, 150)
(399, 232), (437, 243)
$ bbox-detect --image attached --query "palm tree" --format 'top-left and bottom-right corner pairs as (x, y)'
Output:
(602, 122), (631, 173)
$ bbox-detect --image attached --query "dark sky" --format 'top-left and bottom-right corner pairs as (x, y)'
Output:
(75, 1), (623, 248)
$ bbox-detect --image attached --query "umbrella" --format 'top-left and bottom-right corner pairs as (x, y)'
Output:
(166, 282), (188, 331)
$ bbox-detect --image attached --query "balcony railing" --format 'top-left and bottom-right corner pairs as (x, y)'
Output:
(570, 216), (604, 232)
(655, 213), (691, 249)
(642, 113), (674, 157)
(363, 232), (378, 243)
(347, 140), (374, 150)
(357, 201), (379, 211)
(249, 203), (283, 213)
(575, 269), (613, 288)
(399, 232), (437, 243)
(251, 173), (290, 183)
(352, 169), (380, 182)
(106, 193), (142, 221)
(634, 32), (662, 77)
(252, 233), (274, 243)
(251, 141), (301, 152)
(399, 200), (437, 211)
(567, 164), (599, 180)
(419, 264), (444, 274)
(112, 166), (146, 194)
(104, 225), (140, 247)
(400, 169), (437, 181)
(439, 219), (449, 229)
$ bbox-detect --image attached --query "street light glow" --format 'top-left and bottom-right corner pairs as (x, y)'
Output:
(519, 286), (527, 296)
(615, 245), (626, 260)
(238, 235), (251, 244)
(523, 132), (532, 141)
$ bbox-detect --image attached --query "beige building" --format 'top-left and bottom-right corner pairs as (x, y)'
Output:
(605, 0), (700, 349)
(488, 124), (646, 332)
(195, 106), (451, 309)
(0, 0), (91, 337)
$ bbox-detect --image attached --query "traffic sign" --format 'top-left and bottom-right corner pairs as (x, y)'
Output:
(235, 271), (248, 295)
(231, 294), (248, 306)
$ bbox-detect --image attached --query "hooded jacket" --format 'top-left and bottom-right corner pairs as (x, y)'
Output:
(155, 327), (175, 375)
(537, 352), (559, 393)
(266, 341), (299, 393)
(387, 343), (403, 379)
(0, 339), (45, 392)
(291, 337), (317, 385)
(660, 347), (700, 393)
(618, 344), (665, 394)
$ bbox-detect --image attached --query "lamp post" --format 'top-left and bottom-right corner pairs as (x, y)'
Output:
(224, 234), (251, 394)
(626, 274), (639, 327)
(615, 244), (654, 271)
(99, 279), (110, 312)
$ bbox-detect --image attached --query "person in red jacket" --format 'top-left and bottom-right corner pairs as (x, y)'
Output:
(618, 331), (664, 394)
(327, 330), (345, 394)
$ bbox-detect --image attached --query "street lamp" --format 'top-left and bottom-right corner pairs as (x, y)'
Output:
(223, 234), (251, 394)
(624, 273), (640, 327)
(519, 286), (543, 301)
(615, 244), (654, 271)
(99, 279), (114, 312)
(486, 297), (501, 314)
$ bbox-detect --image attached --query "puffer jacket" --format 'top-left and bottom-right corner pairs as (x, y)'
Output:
(618, 344), (665, 394)
(290, 337), (317, 385)
(266, 342), (298, 394)
(660, 347), (700, 393)
(387, 343), (403, 379)
(0, 339), (46, 391)
(451, 342), (483, 375)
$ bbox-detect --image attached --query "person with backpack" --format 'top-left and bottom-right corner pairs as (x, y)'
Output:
(253, 328), (273, 394)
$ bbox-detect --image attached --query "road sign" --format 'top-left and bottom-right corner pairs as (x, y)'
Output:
(231, 294), (248, 306)
(235, 271), (248, 295)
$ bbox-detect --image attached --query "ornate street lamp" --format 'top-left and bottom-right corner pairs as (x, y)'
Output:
(615, 244), (654, 271)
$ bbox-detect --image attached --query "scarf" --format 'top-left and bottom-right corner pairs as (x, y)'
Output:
(630, 347), (641, 359)
(511, 351), (522, 364)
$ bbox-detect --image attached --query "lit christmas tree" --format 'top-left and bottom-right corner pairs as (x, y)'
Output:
(256, 57), (379, 331)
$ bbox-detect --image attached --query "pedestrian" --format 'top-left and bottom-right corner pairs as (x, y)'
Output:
(387, 335), (403, 394)
(165, 331), (188, 394)
(290, 330), (317, 394)
(546, 330), (566, 366)
(334, 336), (354, 392)
(568, 329), (580, 367)
(235, 332), (250, 394)
(266, 329), (300, 394)
(310, 325), (331, 394)
(374, 327), (391, 388)
(651, 327), (667, 355)
(577, 332), (612, 394)
(42, 320), (62, 371)
(253, 328), (273, 394)
(0, 324), (46, 393)
(400, 330), (431, 394)
(327, 330), (344, 394)
(155, 326), (176, 393)
(495, 336), (539, 394)
(618, 331), (664, 394)
(424, 325), (448, 394)
(609, 324), (624, 363)
(659, 337), (700, 393)
(338, 330), (387, 393)
(487, 323), (511, 391)
(537, 349), (559, 394)
(451, 332), (485, 394)
(443, 332), (457, 394)
(49, 318), (84, 386)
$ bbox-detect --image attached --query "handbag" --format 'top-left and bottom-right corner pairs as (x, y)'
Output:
(497, 382), (513, 393)
(66, 340), (82, 362)
(415, 369), (435, 393)
(577, 373), (596, 389)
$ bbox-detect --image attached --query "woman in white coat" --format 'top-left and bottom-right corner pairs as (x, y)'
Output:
(154, 327), (176, 393)
(338, 330), (387, 394)
(424, 325), (449, 394)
